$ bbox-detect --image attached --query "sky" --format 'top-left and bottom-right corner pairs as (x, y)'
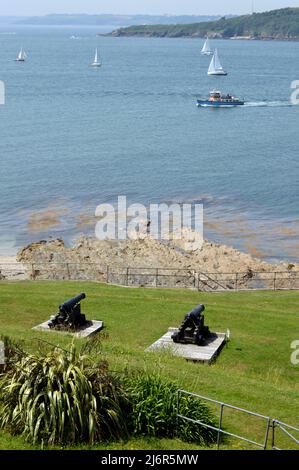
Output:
(0, 0), (298, 16)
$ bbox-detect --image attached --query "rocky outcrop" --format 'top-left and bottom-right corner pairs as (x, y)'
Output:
(14, 233), (299, 289)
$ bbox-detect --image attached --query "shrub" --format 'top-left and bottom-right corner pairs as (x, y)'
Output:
(124, 372), (218, 446)
(0, 342), (128, 445)
(0, 338), (218, 447)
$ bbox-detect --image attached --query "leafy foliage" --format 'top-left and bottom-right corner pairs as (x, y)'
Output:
(0, 342), (128, 445)
(125, 372), (218, 446)
(0, 338), (218, 447)
(112, 8), (299, 39)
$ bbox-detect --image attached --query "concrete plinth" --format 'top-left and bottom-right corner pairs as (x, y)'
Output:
(146, 328), (226, 363)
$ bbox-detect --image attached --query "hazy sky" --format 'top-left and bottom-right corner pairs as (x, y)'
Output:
(1, 0), (298, 16)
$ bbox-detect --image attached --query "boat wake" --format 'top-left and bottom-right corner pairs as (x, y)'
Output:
(244, 101), (295, 108)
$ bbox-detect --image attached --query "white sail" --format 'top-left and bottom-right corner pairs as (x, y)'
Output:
(213, 49), (222, 70)
(90, 48), (101, 67)
(16, 47), (27, 61)
(208, 54), (216, 74)
(208, 49), (227, 75)
(201, 38), (213, 55)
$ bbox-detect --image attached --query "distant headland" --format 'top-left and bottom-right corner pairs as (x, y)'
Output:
(104, 8), (299, 41)
(12, 14), (227, 27)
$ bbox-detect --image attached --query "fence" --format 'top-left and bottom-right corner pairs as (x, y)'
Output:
(177, 390), (271, 450)
(177, 390), (299, 450)
(271, 420), (299, 450)
(0, 262), (299, 291)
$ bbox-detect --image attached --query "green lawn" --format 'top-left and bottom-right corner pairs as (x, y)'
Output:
(0, 282), (298, 450)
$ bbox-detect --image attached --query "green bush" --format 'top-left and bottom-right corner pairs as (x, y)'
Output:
(0, 342), (128, 445)
(125, 372), (218, 446)
(0, 339), (218, 447)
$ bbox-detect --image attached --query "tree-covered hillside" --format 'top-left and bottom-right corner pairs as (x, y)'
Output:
(108, 8), (299, 40)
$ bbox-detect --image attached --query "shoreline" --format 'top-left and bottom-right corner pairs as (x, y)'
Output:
(0, 233), (297, 283)
(104, 8), (299, 42)
(4, 200), (298, 265)
(102, 34), (299, 42)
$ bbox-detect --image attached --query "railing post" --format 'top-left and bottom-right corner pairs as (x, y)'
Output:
(31, 263), (35, 280)
(235, 273), (238, 291)
(155, 268), (158, 287)
(217, 403), (224, 450)
(66, 263), (70, 280)
(272, 420), (276, 449)
(273, 272), (277, 291)
(263, 418), (271, 450)
(126, 267), (129, 286)
(106, 265), (109, 283)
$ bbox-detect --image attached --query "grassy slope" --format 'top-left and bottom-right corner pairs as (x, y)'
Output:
(0, 282), (298, 450)
(112, 8), (299, 39)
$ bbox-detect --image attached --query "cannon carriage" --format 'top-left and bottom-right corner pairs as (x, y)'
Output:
(171, 304), (214, 346)
(48, 293), (90, 330)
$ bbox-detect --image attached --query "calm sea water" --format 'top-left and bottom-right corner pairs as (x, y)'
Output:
(0, 26), (298, 261)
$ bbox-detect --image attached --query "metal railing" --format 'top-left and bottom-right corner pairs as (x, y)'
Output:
(177, 390), (298, 450)
(0, 261), (299, 291)
(107, 267), (299, 291)
(272, 420), (299, 450)
(177, 390), (271, 450)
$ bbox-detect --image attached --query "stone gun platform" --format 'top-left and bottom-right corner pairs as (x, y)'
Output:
(146, 328), (226, 364)
(33, 320), (104, 338)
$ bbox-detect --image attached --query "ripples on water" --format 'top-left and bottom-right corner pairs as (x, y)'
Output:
(0, 26), (298, 260)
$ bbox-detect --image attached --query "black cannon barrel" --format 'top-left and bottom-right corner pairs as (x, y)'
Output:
(59, 293), (86, 313)
(187, 304), (205, 318)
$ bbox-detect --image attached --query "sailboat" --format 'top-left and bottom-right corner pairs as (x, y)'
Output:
(201, 37), (213, 55)
(90, 48), (101, 68)
(207, 49), (227, 76)
(15, 47), (27, 62)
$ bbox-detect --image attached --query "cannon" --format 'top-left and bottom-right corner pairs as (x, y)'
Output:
(48, 293), (89, 330)
(171, 304), (213, 346)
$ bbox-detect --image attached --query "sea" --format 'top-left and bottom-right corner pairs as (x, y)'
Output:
(0, 25), (298, 262)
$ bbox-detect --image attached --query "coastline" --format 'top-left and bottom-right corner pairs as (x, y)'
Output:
(5, 199), (298, 265)
(1, 233), (297, 282)
(104, 8), (299, 41)
(103, 33), (299, 42)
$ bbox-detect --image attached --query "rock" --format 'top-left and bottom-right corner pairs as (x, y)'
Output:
(14, 233), (299, 289)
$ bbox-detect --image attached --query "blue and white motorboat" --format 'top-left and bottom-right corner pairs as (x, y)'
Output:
(197, 90), (245, 108)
